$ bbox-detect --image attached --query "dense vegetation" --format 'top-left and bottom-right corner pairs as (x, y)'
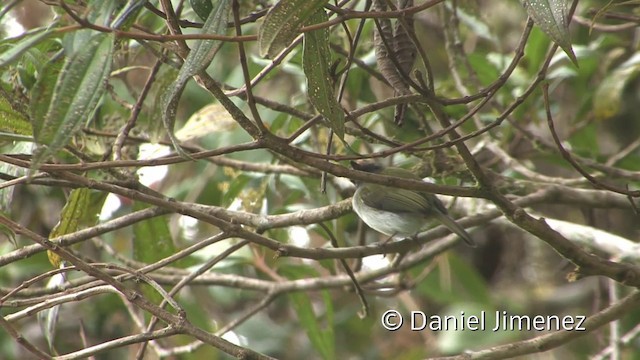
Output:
(1, 1), (639, 359)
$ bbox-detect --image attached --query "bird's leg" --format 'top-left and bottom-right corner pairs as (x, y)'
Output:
(382, 233), (396, 245)
(391, 233), (421, 267)
(391, 251), (407, 267)
(381, 233), (399, 261)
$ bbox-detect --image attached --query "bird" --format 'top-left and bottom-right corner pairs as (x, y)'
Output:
(350, 161), (475, 247)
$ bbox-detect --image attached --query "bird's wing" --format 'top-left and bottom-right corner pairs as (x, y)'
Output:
(359, 185), (433, 213)
(430, 193), (449, 215)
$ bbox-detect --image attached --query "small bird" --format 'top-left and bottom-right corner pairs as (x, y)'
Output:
(351, 162), (475, 247)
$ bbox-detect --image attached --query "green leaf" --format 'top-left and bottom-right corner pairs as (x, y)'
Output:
(29, 54), (63, 138)
(62, 1), (118, 54)
(49, 188), (90, 239)
(302, 9), (344, 139)
(110, 0), (147, 29)
(132, 202), (176, 264)
(132, 202), (176, 304)
(48, 188), (91, 267)
(30, 33), (114, 172)
(448, 4), (497, 44)
(569, 122), (599, 156)
(467, 53), (501, 87)
(288, 292), (335, 360)
(448, 253), (492, 305)
(0, 28), (55, 68)
(524, 27), (551, 75)
(521, 0), (578, 66)
(92, 0), (119, 27)
(282, 265), (335, 360)
(190, 0), (214, 21)
(221, 174), (252, 207)
(258, 0), (328, 58)
(0, 94), (32, 136)
(162, 0), (231, 158)
(593, 55), (640, 121)
(416, 253), (491, 305)
(437, 303), (514, 354)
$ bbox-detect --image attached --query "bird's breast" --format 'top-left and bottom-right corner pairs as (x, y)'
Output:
(353, 189), (424, 237)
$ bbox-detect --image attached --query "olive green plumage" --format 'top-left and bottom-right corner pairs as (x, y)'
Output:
(351, 162), (475, 247)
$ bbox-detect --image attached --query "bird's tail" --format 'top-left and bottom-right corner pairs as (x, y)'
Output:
(433, 212), (476, 247)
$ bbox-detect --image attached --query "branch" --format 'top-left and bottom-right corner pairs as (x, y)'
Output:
(0, 315), (50, 359)
(0, 215), (275, 360)
(432, 291), (640, 360)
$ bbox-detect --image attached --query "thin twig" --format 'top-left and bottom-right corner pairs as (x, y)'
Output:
(319, 222), (369, 318)
(113, 60), (163, 160)
(542, 84), (640, 198)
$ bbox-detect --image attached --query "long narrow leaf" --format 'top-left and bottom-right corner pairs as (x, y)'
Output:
(283, 265), (335, 360)
(161, 0), (231, 157)
(289, 292), (335, 360)
(190, 0), (214, 21)
(132, 202), (176, 265)
(521, 0), (577, 66)
(0, 28), (55, 68)
(303, 9), (344, 139)
(30, 33), (114, 171)
(111, 0), (147, 29)
(258, 0), (328, 58)
(29, 53), (63, 139)
(132, 201), (176, 304)
(47, 188), (91, 268)
(62, 1), (118, 55)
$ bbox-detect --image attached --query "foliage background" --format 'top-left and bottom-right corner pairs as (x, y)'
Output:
(1, 0), (640, 359)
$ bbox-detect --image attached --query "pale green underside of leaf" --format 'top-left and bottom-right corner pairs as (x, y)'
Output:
(593, 56), (640, 121)
(50, 188), (91, 239)
(258, 0), (328, 59)
(521, 0), (578, 66)
(48, 188), (91, 267)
